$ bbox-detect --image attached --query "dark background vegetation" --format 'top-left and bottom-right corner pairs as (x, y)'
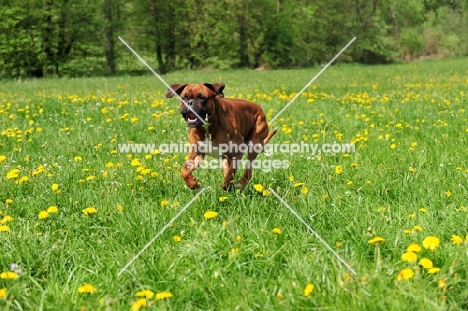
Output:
(0, 0), (467, 78)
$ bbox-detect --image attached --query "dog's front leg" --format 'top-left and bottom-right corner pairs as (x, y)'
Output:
(181, 152), (204, 189)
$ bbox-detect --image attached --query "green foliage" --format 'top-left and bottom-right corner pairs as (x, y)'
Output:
(0, 0), (467, 77)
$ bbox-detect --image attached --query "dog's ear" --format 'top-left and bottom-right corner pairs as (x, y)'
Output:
(166, 84), (186, 98)
(204, 83), (225, 98)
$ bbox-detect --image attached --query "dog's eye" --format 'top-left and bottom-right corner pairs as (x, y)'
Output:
(197, 94), (206, 100)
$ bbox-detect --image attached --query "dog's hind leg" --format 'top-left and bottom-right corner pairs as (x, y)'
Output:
(181, 153), (204, 189)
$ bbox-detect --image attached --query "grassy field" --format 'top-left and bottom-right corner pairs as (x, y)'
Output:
(1, 57), (468, 310)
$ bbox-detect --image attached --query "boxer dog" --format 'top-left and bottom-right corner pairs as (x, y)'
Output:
(166, 83), (277, 190)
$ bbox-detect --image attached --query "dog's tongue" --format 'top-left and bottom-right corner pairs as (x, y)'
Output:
(187, 113), (197, 123)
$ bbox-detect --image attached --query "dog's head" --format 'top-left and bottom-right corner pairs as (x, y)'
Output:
(165, 83), (225, 128)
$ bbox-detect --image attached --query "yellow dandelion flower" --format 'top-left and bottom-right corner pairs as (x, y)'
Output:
(289, 175), (294, 181)
(350, 163), (358, 168)
(408, 213), (416, 218)
(301, 186), (309, 194)
(6, 169), (20, 180)
(0, 155), (6, 163)
(419, 207), (427, 213)
(303, 283), (314, 297)
(438, 278), (446, 289)
(335, 165), (343, 175)
(408, 167), (416, 173)
(397, 268), (414, 281)
(86, 175), (97, 181)
(47, 206), (58, 213)
(74, 156), (82, 162)
(131, 298), (147, 311)
(160, 200), (169, 207)
(0, 226), (10, 232)
(173, 235), (182, 242)
(390, 143), (396, 149)
(401, 251), (418, 263)
(422, 236), (440, 250)
(406, 243), (422, 253)
(6, 199), (13, 205)
(155, 291), (173, 300)
(204, 211), (218, 219)
(1, 215), (13, 224)
(0, 272), (19, 280)
(0, 287), (6, 299)
(445, 190), (452, 197)
(51, 183), (59, 191)
(413, 225), (423, 231)
(78, 284), (97, 293)
(253, 184), (263, 192)
(262, 189), (271, 196)
(368, 236), (385, 244)
(293, 182), (305, 187)
(117, 204), (124, 212)
(82, 207), (97, 215)
(38, 211), (49, 219)
(428, 267), (440, 274)
(219, 196), (228, 202)
(419, 258), (433, 269)
(131, 158), (141, 166)
(135, 289), (155, 298)
(451, 235), (463, 245)
(236, 235), (241, 242)
(272, 227), (282, 234)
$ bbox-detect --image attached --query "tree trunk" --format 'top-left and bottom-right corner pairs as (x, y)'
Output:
(150, 0), (167, 74)
(103, 0), (117, 74)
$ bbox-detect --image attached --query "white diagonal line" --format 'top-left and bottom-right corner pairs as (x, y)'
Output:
(269, 188), (357, 276)
(118, 36), (206, 125)
(269, 37), (356, 124)
(117, 187), (209, 277)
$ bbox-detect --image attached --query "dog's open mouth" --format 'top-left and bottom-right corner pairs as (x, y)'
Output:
(183, 111), (206, 127)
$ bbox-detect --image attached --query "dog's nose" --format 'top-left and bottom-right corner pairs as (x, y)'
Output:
(187, 99), (195, 106)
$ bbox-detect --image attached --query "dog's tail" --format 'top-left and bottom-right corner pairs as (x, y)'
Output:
(263, 127), (277, 145)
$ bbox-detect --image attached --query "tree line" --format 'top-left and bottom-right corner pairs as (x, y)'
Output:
(0, 0), (467, 78)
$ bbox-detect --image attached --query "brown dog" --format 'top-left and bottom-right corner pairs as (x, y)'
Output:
(166, 83), (277, 190)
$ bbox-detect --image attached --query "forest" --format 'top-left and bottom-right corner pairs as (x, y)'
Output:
(0, 0), (467, 78)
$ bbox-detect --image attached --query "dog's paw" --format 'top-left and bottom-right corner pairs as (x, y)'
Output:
(221, 182), (234, 191)
(187, 182), (201, 190)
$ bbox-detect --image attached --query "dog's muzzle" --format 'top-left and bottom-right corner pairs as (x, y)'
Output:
(180, 99), (207, 128)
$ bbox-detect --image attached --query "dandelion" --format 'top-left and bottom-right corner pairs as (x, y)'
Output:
(0, 155), (6, 163)
(451, 235), (463, 245)
(47, 206), (58, 213)
(135, 289), (155, 298)
(82, 207), (97, 215)
(406, 243), (422, 253)
(422, 236), (440, 250)
(335, 165), (343, 175)
(397, 268), (414, 281)
(0, 272), (18, 280)
(6, 169), (20, 180)
(419, 207), (427, 213)
(301, 186), (309, 194)
(408, 167), (416, 173)
(117, 204), (124, 212)
(303, 283), (314, 297)
(132, 298), (147, 311)
(0, 288), (6, 299)
(445, 190), (452, 197)
(272, 227), (282, 234)
(390, 143), (396, 149)
(293, 182), (305, 187)
(413, 225), (423, 231)
(0, 226), (10, 232)
(401, 252), (418, 263)
(5, 199), (13, 205)
(160, 200), (169, 207)
(253, 184), (263, 192)
(155, 291), (173, 300)
(419, 258), (433, 269)
(78, 284), (97, 293)
(38, 211), (49, 219)
(289, 175), (294, 181)
(51, 183), (59, 192)
(262, 189), (271, 196)
(438, 278), (446, 289)
(368, 236), (385, 244)
(204, 211), (218, 219)
(173, 235), (181, 242)
(131, 158), (141, 166)
(428, 267), (440, 274)
(219, 196), (228, 202)
(86, 175), (97, 181)
(74, 156), (82, 162)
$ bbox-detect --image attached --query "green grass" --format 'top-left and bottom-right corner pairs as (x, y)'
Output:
(1, 57), (468, 310)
